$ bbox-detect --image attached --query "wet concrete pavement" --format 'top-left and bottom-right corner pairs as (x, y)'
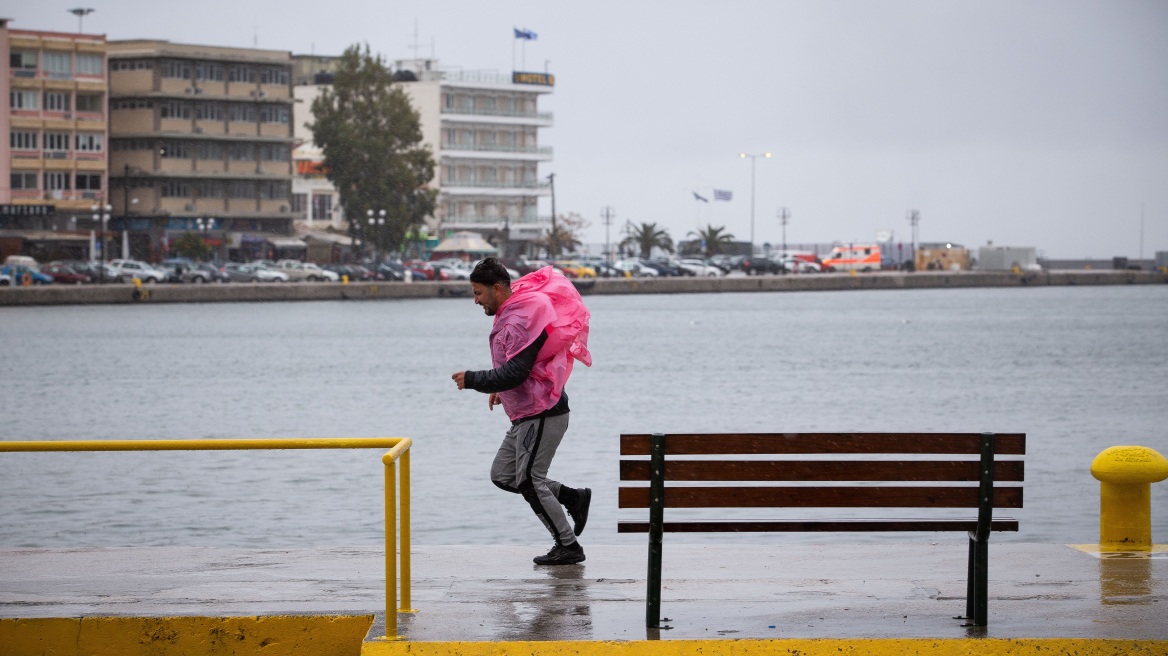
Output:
(1, 543), (1164, 642)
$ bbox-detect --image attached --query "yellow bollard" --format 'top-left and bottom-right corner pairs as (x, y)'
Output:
(1090, 446), (1168, 550)
(342, 274), (349, 284)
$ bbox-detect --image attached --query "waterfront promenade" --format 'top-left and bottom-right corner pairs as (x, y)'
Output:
(1, 269), (1165, 305)
(1, 542), (1164, 655)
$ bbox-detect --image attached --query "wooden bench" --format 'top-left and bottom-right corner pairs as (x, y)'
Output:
(618, 432), (1025, 628)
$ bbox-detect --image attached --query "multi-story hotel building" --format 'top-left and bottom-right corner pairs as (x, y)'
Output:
(292, 56), (553, 257)
(107, 40), (300, 262)
(1, 19), (108, 261)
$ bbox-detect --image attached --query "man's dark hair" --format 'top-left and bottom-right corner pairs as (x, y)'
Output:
(470, 257), (511, 287)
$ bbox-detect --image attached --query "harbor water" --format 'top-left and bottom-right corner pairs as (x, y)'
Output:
(1, 284), (1166, 548)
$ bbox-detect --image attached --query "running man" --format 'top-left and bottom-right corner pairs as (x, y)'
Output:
(452, 257), (592, 565)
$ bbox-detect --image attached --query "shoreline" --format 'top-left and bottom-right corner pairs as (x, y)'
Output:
(0, 269), (1164, 306)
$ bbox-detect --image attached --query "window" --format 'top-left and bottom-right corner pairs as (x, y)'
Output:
(228, 65), (255, 83)
(75, 173), (102, 190)
(76, 54), (103, 76)
(227, 181), (256, 198)
(160, 101), (191, 119)
(196, 63), (224, 81)
(44, 92), (70, 112)
(259, 144), (289, 161)
(196, 141), (224, 160)
(228, 104), (256, 122)
(443, 94), (453, 109)
(42, 52), (71, 77)
(161, 60), (191, 79)
(161, 181), (191, 197)
(196, 102), (224, 120)
(261, 181), (289, 199)
(111, 98), (152, 110)
(9, 90), (37, 110)
(75, 93), (103, 112)
(112, 138), (153, 151)
(10, 51), (36, 69)
(259, 67), (289, 85)
(76, 133), (104, 152)
(10, 131), (37, 150)
(110, 59), (153, 71)
(290, 193), (307, 214)
(161, 141), (191, 158)
(196, 181), (224, 198)
(43, 132), (70, 151)
(259, 105), (289, 123)
(44, 171), (71, 190)
(228, 143), (255, 161)
(10, 172), (37, 190)
(312, 194), (333, 220)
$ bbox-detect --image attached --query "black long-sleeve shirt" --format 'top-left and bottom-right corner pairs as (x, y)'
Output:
(463, 330), (569, 423)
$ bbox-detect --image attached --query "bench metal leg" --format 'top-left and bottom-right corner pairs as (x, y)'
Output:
(646, 432), (666, 628)
(964, 534), (989, 626)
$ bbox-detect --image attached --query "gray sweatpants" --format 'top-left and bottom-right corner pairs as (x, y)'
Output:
(489, 412), (575, 546)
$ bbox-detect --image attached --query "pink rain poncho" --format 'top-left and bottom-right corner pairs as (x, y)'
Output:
(489, 266), (592, 421)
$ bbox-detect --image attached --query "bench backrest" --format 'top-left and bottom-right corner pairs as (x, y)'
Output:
(619, 432), (1025, 517)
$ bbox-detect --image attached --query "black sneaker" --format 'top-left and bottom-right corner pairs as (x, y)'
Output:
(567, 488), (592, 536)
(533, 542), (585, 566)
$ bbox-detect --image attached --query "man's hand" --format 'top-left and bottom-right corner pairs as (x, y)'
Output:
(488, 393), (500, 411)
(451, 371), (466, 390)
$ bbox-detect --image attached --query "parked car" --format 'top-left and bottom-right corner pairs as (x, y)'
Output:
(274, 259), (337, 282)
(347, 264), (379, 281)
(1, 264), (53, 285)
(742, 254), (786, 275)
(221, 263), (288, 282)
(109, 259), (168, 283)
(432, 261), (470, 281)
(194, 263), (230, 283)
(0, 270), (11, 286)
(64, 260), (119, 283)
(554, 260), (597, 279)
(614, 259), (658, 277)
(402, 260), (436, 280)
(40, 262), (92, 284)
(679, 259), (724, 277)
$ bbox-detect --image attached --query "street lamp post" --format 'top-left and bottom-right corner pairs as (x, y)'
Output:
(777, 207), (790, 273)
(367, 209), (386, 264)
(67, 7), (93, 32)
(91, 203), (111, 282)
(906, 209), (920, 272)
(738, 152), (771, 252)
(195, 217), (216, 260)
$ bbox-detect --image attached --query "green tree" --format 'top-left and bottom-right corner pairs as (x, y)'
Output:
(621, 222), (674, 259)
(170, 232), (211, 260)
(687, 224), (736, 257)
(309, 45), (437, 258)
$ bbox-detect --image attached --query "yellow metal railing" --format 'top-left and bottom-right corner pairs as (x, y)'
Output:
(0, 437), (414, 640)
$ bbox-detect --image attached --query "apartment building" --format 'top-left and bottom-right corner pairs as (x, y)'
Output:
(107, 40), (300, 262)
(292, 56), (553, 258)
(1, 19), (108, 261)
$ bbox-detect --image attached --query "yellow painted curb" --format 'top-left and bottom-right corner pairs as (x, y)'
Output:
(361, 639), (1167, 656)
(0, 615), (372, 656)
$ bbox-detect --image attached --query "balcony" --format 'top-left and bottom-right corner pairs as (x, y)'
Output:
(440, 143), (553, 160)
(440, 180), (551, 198)
(441, 106), (553, 121)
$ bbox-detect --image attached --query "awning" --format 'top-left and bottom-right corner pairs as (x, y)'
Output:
(432, 231), (497, 254)
(265, 237), (307, 249)
(304, 231), (355, 246)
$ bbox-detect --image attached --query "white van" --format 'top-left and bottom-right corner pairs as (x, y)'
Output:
(3, 255), (38, 269)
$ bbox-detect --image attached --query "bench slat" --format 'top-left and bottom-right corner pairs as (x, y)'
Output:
(620, 433), (1026, 456)
(618, 485), (1023, 509)
(620, 460), (1024, 482)
(617, 518), (1020, 533)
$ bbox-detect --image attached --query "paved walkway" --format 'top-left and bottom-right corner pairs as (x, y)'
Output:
(1, 543), (1164, 642)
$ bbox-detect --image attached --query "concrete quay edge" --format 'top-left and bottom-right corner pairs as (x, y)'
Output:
(1, 543), (1165, 655)
(0, 269), (1165, 305)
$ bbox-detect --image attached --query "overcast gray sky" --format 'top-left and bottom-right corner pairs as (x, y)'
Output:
(10, 0), (1167, 257)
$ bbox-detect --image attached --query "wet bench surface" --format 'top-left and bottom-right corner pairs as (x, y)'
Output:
(618, 432), (1026, 627)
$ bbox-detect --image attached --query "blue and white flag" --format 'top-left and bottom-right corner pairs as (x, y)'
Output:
(713, 189), (733, 201)
(692, 191), (709, 203)
(514, 27), (538, 40)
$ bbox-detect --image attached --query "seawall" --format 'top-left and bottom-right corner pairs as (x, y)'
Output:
(1, 270), (1164, 306)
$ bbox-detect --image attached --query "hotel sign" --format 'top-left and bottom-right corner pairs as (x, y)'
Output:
(0, 204), (55, 216)
(512, 71), (555, 87)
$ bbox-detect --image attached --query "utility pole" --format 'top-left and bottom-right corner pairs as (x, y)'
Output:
(906, 209), (920, 271)
(601, 206), (615, 264)
(547, 173), (557, 257)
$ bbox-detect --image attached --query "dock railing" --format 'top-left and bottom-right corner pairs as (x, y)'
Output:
(0, 437), (413, 640)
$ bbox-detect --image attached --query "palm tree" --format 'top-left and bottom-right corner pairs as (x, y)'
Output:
(687, 224), (736, 257)
(621, 222), (674, 259)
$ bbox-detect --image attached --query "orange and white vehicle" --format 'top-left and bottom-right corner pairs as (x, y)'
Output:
(821, 244), (881, 272)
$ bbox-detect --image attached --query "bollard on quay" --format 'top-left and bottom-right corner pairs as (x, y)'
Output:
(1090, 445), (1168, 550)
